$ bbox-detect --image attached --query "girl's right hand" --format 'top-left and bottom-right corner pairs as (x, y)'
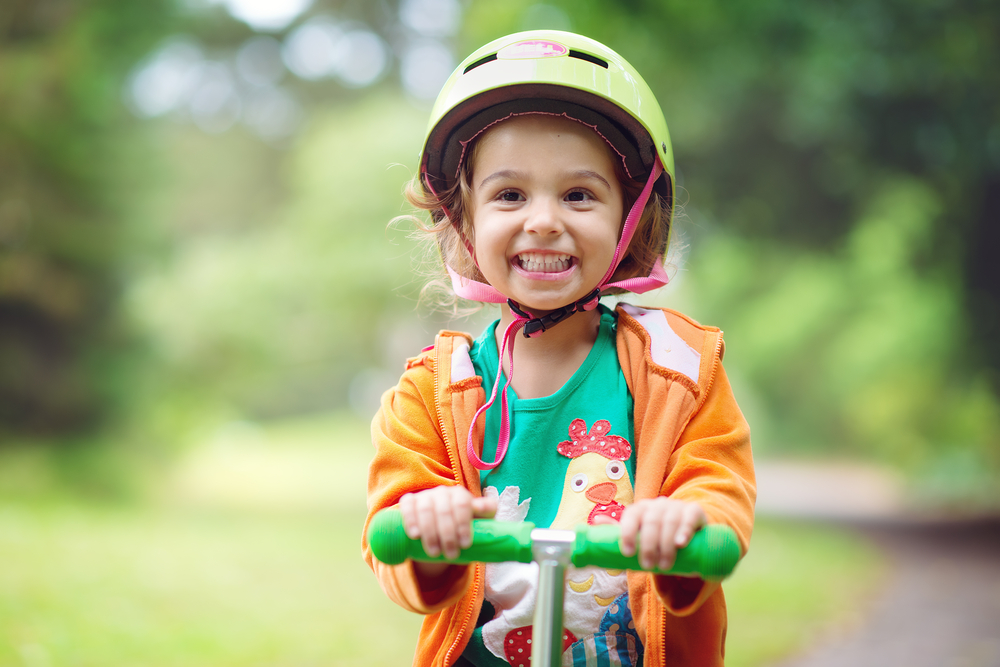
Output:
(398, 486), (497, 564)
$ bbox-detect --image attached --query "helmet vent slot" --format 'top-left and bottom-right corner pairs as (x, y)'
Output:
(464, 53), (498, 74)
(568, 50), (609, 68)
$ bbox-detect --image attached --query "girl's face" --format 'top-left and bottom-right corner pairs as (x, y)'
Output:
(469, 115), (624, 313)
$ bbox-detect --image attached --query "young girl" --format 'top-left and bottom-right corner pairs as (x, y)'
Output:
(364, 30), (755, 667)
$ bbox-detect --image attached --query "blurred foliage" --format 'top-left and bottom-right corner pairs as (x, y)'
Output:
(465, 0), (1000, 496)
(0, 0), (179, 435)
(463, 0), (1000, 493)
(464, 0), (1000, 358)
(674, 180), (1000, 501)
(1, 0), (997, 496)
(127, 96), (430, 421)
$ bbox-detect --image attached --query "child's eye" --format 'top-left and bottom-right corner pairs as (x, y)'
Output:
(566, 190), (593, 202)
(497, 190), (523, 202)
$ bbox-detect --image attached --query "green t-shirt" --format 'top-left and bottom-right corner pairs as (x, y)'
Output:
(461, 305), (644, 667)
(473, 305), (637, 527)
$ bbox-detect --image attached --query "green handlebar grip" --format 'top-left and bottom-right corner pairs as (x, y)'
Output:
(572, 523), (742, 580)
(369, 509), (742, 579)
(369, 508), (535, 566)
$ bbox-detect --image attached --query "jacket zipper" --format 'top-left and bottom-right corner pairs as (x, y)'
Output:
(443, 566), (481, 666)
(659, 604), (667, 667)
(654, 331), (724, 667)
(702, 330), (725, 404)
(433, 340), (459, 475)
(434, 338), (479, 666)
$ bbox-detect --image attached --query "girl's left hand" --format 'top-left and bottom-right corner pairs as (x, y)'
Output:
(601, 498), (707, 571)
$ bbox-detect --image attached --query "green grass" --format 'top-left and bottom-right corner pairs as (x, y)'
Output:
(0, 414), (882, 666)
(725, 520), (883, 667)
(0, 504), (424, 667)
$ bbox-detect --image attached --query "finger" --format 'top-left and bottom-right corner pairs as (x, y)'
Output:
(638, 504), (668, 570)
(657, 503), (683, 570)
(674, 503), (707, 548)
(451, 490), (474, 551)
(617, 502), (646, 557)
(432, 490), (462, 560)
(398, 493), (420, 539)
(471, 496), (498, 518)
(644, 501), (683, 570)
(414, 492), (443, 557)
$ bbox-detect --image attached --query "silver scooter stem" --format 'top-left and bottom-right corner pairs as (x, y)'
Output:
(530, 528), (576, 667)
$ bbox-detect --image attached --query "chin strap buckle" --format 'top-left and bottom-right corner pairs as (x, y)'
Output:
(508, 288), (601, 338)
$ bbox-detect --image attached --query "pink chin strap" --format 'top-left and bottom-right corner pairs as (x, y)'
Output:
(432, 159), (668, 471)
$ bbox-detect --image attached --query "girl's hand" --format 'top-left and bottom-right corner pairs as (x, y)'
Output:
(398, 486), (497, 563)
(612, 498), (707, 571)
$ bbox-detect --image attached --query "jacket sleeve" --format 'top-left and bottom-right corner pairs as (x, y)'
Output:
(362, 353), (475, 615)
(653, 360), (756, 615)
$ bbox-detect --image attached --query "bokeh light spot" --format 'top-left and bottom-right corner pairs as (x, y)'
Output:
(189, 63), (242, 133)
(400, 40), (455, 100)
(219, 0), (313, 32)
(399, 0), (461, 37)
(127, 40), (204, 117)
(282, 19), (345, 80)
(337, 30), (388, 88)
(236, 36), (286, 87)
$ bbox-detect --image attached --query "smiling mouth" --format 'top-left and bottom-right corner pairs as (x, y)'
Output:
(516, 252), (573, 273)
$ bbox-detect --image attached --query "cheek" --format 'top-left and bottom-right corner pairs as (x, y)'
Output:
(595, 215), (624, 255)
(470, 217), (508, 266)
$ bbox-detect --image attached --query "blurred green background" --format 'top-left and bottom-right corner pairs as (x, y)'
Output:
(1, 0), (997, 664)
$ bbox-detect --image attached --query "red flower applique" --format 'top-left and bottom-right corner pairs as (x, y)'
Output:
(503, 625), (577, 666)
(557, 419), (632, 460)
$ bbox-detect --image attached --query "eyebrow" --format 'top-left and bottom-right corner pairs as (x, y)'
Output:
(476, 169), (614, 191)
(573, 170), (613, 190)
(477, 169), (523, 190)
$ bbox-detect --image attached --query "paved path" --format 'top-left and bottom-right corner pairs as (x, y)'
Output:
(756, 462), (1000, 667)
(772, 518), (1000, 667)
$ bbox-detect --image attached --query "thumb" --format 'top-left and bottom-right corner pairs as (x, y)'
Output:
(471, 496), (498, 518)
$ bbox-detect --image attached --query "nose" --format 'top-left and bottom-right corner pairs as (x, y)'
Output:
(523, 196), (564, 235)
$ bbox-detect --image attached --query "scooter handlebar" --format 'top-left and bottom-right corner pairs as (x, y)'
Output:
(369, 509), (535, 566)
(571, 522), (741, 580)
(369, 509), (741, 580)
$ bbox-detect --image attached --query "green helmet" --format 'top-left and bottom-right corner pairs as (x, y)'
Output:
(419, 29), (674, 209)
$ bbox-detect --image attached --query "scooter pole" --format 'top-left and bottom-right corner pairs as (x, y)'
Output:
(530, 528), (575, 667)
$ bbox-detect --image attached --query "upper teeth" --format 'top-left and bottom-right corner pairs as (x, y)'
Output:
(518, 253), (571, 272)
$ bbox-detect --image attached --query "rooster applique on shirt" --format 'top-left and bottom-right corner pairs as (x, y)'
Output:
(480, 419), (641, 666)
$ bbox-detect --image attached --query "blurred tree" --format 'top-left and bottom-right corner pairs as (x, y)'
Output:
(127, 96), (429, 422)
(466, 1), (1000, 365)
(634, 0), (1000, 382)
(6, 0), (994, 494)
(463, 0), (1000, 492)
(0, 0), (177, 437)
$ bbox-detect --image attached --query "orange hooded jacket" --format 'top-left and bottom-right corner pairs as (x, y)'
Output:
(364, 305), (756, 666)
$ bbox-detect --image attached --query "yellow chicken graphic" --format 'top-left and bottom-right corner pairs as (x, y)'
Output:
(550, 419), (635, 530)
(480, 419), (638, 660)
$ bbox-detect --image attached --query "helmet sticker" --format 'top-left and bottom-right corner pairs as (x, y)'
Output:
(497, 40), (568, 60)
